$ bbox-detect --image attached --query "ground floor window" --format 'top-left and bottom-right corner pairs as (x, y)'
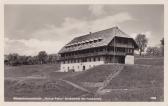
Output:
(83, 66), (85, 71)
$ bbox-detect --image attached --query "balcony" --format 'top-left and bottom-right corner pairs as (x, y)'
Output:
(110, 43), (134, 48)
(58, 51), (128, 60)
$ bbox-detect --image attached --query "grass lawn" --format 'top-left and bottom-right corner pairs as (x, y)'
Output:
(4, 56), (164, 101)
(5, 64), (60, 78)
(135, 56), (164, 65)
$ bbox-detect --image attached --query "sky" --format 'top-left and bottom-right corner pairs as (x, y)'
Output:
(4, 4), (164, 56)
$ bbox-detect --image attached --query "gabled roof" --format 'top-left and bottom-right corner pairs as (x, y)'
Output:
(58, 26), (135, 53)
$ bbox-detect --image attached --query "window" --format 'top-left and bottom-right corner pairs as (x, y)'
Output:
(93, 57), (96, 61)
(89, 58), (91, 62)
(98, 57), (100, 61)
(98, 39), (102, 42)
(94, 40), (97, 43)
(99, 48), (103, 51)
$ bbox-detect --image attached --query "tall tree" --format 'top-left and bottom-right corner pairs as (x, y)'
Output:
(7, 53), (20, 66)
(146, 47), (160, 56)
(135, 34), (148, 56)
(37, 51), (48, 64)
(161, 38), (164, 46)
(160, 38), (164, 56)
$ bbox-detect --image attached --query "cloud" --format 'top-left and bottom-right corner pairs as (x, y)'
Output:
(5, 38), (64, 56)
(88, 5), (106, 17)
(130, 31), (152, 39)
(30, 12), (133, 41)
(5, 12), (134, 55)
(130, 31), (155, 46)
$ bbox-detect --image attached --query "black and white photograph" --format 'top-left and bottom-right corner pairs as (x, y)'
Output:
(4, 4), (164, 102)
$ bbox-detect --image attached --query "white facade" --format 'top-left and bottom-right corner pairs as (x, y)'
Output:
(60, 55), (135, 72)
(125, 55), (134, 64)
(60, 56), (104, 72)
(60, 61), (104, 72)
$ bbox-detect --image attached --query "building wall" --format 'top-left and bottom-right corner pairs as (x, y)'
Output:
(125, 55), (134, 64)
(60, 56), (104, 72)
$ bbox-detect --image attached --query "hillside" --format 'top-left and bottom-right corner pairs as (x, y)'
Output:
(5, 64), (60, 78)
(65, 64), (123, 83)
(4, 57), (164, 101)
(135, 56), (164, 65)
(64, 57), (164, 101)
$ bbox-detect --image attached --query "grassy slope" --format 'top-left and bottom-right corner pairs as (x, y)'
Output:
(5, 79), (88, 101)
(5, 64), (60, 78)
(64, 57), (164, 101)
(135, 56), (164, 65)
(5, 64), (92, 101)
(65, 64), (121, 83)
(4, 57), (164, 101)
(102, 64), (163, 101)
(106, 65), (163, 89)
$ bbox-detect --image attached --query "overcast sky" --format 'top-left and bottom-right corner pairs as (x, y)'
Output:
(4, 4), (164, 56)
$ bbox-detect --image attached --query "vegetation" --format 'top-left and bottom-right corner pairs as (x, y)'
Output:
(135, 57), (164, 65)
(4, 57), (164, 101)
(66, 64), (123, 83)
(135, 34), (148, 56)
(146, 47), (161, 56)
(38, 51), (48, 64)
(160, 38), (164, 56)
(4, 51), (58, 66)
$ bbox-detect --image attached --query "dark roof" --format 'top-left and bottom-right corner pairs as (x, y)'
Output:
(58, 26), (136, 53)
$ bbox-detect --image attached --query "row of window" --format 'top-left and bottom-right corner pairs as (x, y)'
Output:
(62, 65), (96, 72)
(61, 48), (104, 57)
(61, 48), (133, 58)
(108, 48), (133, 53)
(65, 38), (103, 48)
(62, 57), (101, 64)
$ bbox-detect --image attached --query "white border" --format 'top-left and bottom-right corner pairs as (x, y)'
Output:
(1, 0), (167, 106)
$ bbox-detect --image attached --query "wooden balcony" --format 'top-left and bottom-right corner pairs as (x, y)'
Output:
(58, 51), (129, 60)
(110, 43), (134, 48)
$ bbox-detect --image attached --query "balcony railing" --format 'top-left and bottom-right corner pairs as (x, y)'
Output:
(110, 43), (134, 48)
(58, 51), (130, 60)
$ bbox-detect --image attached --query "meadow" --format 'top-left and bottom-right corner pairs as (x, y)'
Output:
(4, 56), (164, 101)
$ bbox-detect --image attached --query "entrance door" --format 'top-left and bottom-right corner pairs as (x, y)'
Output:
(83, 66), (85, 71)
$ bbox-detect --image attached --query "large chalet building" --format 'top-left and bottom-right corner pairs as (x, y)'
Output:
(58, 26), (138, 72)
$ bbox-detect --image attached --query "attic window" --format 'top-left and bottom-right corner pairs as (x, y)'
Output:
(65, 37), (103, 48)
(89, 40), (93, 43)
(94, 40), (97, 43)
(98, 39), (102, 42)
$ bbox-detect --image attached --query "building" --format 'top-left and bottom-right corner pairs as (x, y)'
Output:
(58, 26), (138, 72)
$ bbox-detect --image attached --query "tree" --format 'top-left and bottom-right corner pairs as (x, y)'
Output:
(47, 54), (58, 64)
(7, 53), (20, 66)
(160, 38), (164, 56)
(146, 47), (161, 56)
(161, 38), (164, 46)
(37, 51), (48, 64)
(135, 34), (148, 56)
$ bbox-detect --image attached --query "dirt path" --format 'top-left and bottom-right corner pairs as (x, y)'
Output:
(96, 65), (124, 95)
(60, 79), (91, 93)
